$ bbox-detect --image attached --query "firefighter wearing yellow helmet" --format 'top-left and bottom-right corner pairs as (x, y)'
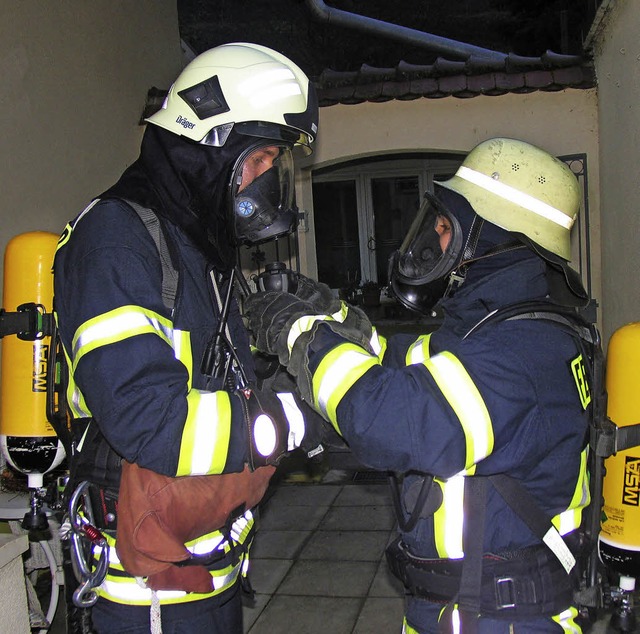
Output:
(244, 138), (597, 633)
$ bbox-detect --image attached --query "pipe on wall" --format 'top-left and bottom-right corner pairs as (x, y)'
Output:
(304, 0), (508, 62)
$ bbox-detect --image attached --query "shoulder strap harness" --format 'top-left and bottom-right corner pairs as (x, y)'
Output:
(387, 301), (640, 631)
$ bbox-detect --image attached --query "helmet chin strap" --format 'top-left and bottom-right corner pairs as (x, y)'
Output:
(444, 215), (483, 297)
(444, 215), (526, 298)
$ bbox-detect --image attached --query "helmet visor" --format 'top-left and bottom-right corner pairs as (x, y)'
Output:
(394, 192), (462, 285)
(232, 143), (297, 245)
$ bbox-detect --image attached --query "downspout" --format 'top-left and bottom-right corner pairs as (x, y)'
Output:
(305, 0), (508, 63)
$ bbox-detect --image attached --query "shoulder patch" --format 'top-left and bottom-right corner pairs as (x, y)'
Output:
(570, 353), (591, 410)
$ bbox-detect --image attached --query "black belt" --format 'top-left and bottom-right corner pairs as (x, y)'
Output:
(386, 537), (575, 618)
(84, 482), (119, 532)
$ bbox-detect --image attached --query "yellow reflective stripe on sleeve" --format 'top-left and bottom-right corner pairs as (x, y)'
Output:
(286, 313), (333, 353)
(370, 327), (387, 359)
(67, 384), (91, 418)
(173, 329), (193, 389)
(177, 390), (232, 476)
(61, 345), (92, 418)
(55, 200), (100, 253)
(64, 313), (191, 418)
(553, 447), (590, 535)
(552, 607), (583, 633)
(406, 333), (432, 365)
(71, 305), (174, 370)
(285, 301), (354, 354)
(433, 475), (465, 558)
(313, 342), (379, 432)
(436, 604), (461, 634)
(402, 617), (422, 634)
(424, 352), (494, 469)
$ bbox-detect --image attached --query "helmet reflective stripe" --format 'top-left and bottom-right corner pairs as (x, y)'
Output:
(313, 343), (379, 429)
(239, 68), (301, 104)
(146, 42), (317, 152)
(433, 475), (465, 558)
(456, 165), (575, 230)
(437, 138), (581, 260)
(178, 390), (232, 475)
(424, 352), (494, 468)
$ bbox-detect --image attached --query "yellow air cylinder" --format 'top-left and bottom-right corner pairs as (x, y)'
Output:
(599, 322), (640, 578)
(0, 231), (64, 488)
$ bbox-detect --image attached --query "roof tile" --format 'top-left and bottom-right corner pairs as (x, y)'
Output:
(315, 51), (596, 107)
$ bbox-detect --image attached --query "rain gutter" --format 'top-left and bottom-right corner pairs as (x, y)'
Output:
(304, 0), (509, 63)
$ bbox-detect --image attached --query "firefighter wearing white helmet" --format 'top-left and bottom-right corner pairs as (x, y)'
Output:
(147, 42), (317, 152)
(53, 43), (322, 634)
(144, 42), (318, 249)
(244, 137), (597, 632)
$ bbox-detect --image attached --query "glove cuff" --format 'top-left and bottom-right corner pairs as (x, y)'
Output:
(235, 388), (305, 470)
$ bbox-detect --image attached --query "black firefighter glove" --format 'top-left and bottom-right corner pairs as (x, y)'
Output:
(234, 384), (324, 470)
(293, 274), (342, 314)
(254, 355), (331, 459)
(243, 292), (316, 365)
(244, 290), (375, 404)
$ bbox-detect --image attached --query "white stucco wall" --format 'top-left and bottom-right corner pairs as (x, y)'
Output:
(0, 2), (182, 300)
(588, 0), (640, 345)
(299, 89), (601, 316)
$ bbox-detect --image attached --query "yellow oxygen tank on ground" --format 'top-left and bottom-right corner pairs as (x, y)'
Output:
(599, 322), (640, 582)
(0, 231), (65, 489)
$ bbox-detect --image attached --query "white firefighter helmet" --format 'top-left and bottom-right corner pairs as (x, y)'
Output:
(436, 138), (581, 260)
(146, 42), (318, 154)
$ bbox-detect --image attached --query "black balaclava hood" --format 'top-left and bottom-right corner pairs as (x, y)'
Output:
(434, 185), (536, 291)
(101, 124), (259, 270)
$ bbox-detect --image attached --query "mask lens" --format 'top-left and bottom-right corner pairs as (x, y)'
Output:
(232, 144), (296, 245)
(396, 194), (460, 283)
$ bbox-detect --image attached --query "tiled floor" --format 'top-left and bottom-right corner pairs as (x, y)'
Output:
(20, 464), (640, 633)
(241, 466), (636, 634)
(243, 471), (405, 634)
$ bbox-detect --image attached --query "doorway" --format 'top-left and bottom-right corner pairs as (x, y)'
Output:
(312, 154), (463, 291)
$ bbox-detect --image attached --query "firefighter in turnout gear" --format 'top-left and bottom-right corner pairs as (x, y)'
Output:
(244, 138), (596, 633)
(53, 43), (320, 633)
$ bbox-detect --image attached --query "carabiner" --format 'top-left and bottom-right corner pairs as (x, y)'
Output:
(68, 480), (110, 607)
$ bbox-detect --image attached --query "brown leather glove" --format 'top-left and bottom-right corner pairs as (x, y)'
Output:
(116, 461), (275, 593)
